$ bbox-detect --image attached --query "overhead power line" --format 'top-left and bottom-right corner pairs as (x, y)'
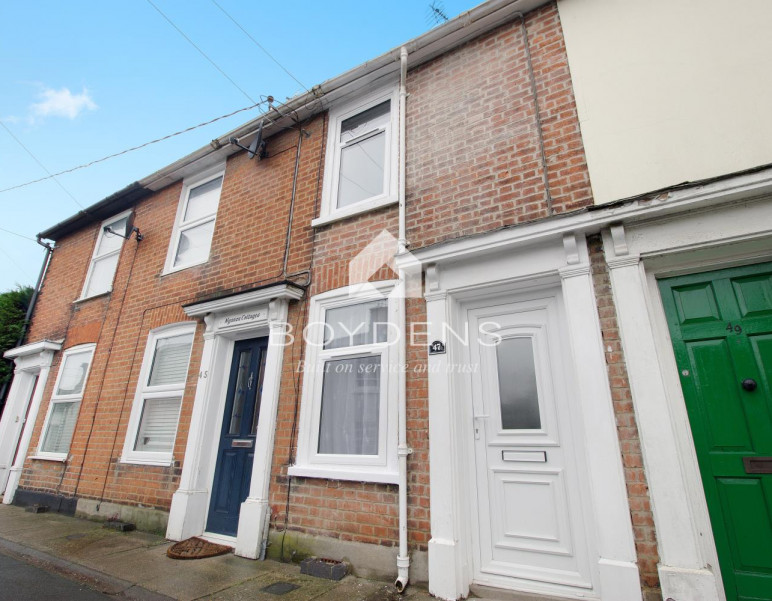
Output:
(209, 0), (310, 95)
(0, 120), (86, 210)
(0, 100), (265, 195)
(0, 226), (38, 243)
(144, 0), (256, 104)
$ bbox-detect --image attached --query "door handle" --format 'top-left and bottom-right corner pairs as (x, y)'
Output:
(742, 379), (757, 391)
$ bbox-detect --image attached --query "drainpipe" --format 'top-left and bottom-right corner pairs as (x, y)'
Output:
(395, 44), (412, 595)
(0, 238), (53, 411)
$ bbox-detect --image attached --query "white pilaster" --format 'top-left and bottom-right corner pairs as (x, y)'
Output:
(425, 263), (468, 601)
(602, 227), (722, 601)
(168, 315), (219, 541)
(558, 233), (642, 600)
(235, 299), (289, 559)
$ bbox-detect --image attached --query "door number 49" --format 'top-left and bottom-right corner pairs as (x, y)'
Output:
(726, 323), (743, 334)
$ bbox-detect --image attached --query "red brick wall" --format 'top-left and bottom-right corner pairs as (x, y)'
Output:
(406, 2), (593, 251)
(588, 234), (661, 595)
(19, 118), (325, 509)
(18, 0), (594, 570)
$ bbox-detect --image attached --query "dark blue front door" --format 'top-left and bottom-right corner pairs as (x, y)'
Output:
(206, 337), (268, 536)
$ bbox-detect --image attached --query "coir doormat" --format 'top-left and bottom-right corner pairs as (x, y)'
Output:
(167, 537), (232, 560)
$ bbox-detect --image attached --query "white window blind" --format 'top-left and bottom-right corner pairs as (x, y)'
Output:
(40, 401), (80, 454)
(148, 334), (194, 386)
(134, 397), (182, 452)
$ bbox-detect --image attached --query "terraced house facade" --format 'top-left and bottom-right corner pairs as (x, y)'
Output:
(2, 1), (772, 600)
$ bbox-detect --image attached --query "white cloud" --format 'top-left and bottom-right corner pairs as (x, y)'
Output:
(29, 86), (97, 121)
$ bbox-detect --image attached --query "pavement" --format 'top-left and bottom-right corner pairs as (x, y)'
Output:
(0, 504), (436, 601)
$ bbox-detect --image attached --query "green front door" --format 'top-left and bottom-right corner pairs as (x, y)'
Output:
(659, 263), (772, 601)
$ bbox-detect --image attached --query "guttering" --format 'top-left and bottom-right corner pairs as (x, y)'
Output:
(37, 182), (151, 242)
(38, 0), (550, 238)
(143, 0), (551, 191)
(394, 46), (411, 595)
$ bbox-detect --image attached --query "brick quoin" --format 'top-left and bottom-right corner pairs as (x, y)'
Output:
(14, 1), (650, 584)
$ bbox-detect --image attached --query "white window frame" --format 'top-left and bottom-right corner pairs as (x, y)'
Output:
(163, 164), (225, 274)
(289, 281), (399, 483)
(79, 210), (132, 300)
(121, 322), (196, 466)
(34, 344), (96, 461)
(312, 85), (399, 228)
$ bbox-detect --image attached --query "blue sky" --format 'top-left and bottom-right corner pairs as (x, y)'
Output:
(0, 0), (478, 292)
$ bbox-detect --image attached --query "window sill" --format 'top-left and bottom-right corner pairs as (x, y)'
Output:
(287, 464), (398, 484)
(120, 455), (174, 467)
(29, 454), (67, 462)
(74, 291), (112, 304)
(311, 196), (397, 228)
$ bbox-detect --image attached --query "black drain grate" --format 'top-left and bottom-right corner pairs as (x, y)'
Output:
(261, 582), (300, 595)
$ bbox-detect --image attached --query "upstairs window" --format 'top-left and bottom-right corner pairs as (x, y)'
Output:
(37, 344), (95, 460)
(164, 166), (224, 273)
(313, 87), (398, 227)
(122, 323), (196, 466)
(80, 211), (131, 299)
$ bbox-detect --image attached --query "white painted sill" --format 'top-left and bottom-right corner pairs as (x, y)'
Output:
(119, 455), (174, 468)
(29, 454), (67, 462)
(287, 464), (399, 485)
(73, 290), (112, 304)
(311, 196), (398, 228)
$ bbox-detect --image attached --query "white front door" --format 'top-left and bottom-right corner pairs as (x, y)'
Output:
(466, 290), (597, 597)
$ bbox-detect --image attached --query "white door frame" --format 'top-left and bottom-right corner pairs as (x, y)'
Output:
(415, 232), (641, 601)
(602, 191), (772, 601)
(0, 340), (61, 503)
(166, 283), (303, 559)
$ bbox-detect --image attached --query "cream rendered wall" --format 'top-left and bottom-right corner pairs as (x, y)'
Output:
(558, 0), (772, 204)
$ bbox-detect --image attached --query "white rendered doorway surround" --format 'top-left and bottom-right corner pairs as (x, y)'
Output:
(0, 340), (61, 504)
(166, 283), (304, 559)
(408, 231), (642, 601)
(601, 178), (772, 601)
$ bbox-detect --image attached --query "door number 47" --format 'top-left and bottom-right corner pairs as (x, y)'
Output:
(726, 323), (743, 334)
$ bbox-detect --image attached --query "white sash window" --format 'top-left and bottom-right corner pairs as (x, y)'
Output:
(80, 211), (131, 300)
(289, 282), (399, 483)
(164, 165), (224, 274)
(37, 344), (96, 460)
(122, 323), (196, 466)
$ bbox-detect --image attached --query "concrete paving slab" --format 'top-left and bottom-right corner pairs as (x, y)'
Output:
(138, 551), (273, 601)
(0, 512), (98, 542)
(195, 569), (335, 601)
(49, 528), (166, 561)
(75, 543), (174, 586)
